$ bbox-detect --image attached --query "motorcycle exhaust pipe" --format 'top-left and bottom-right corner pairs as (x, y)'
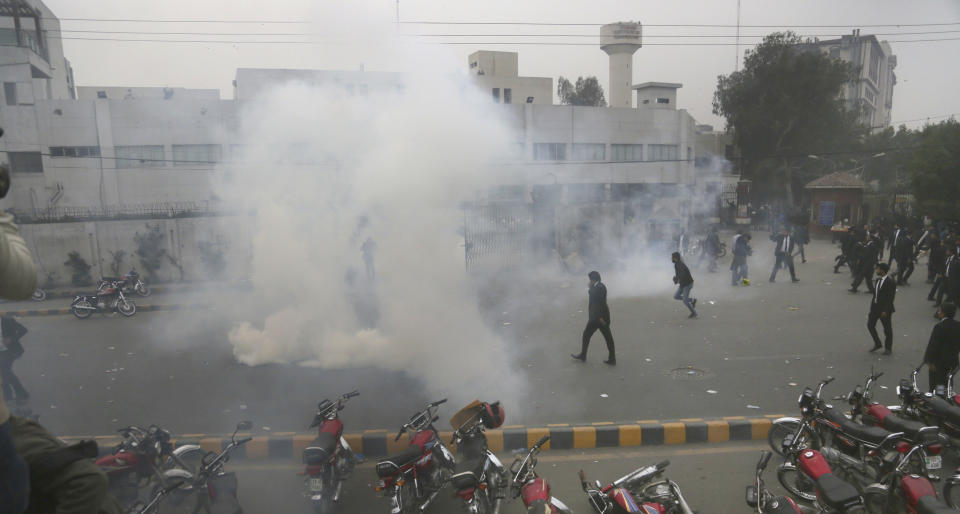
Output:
(332, 480), (343, 502)
(418, 489), (441, 512)
(72, 305), (97, 310)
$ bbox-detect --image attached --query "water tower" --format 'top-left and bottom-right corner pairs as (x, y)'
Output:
(600, 22), (642, 108)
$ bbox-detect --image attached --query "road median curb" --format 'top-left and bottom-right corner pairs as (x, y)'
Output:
(0, 303), (205, 317)
(68, 417), (773, 460)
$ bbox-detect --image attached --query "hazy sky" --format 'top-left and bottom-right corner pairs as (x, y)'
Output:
(44, 0), (960, 130)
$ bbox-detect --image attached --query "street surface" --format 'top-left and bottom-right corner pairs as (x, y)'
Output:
(7, 238), (946, 437)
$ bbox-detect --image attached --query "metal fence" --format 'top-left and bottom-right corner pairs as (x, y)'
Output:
(463, 203), (534, 271)
(9, 202), (236, 223)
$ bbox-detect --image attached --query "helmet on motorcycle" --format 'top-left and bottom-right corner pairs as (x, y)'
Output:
(480, 401), (505, 429)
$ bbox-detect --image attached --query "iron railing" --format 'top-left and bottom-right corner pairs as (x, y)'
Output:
(10, 202), (242, 223)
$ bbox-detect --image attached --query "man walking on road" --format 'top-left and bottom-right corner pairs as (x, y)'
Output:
(0, 316), (28, 403)
(731, 233), (751, 286)
(769, 227), (798, 283)
(867, 263), (896, 355)
(923, 302), (960, 391)
(672, 252), (698, 318)
(851, 233), (879, 294)
(571, 271), (616, 365)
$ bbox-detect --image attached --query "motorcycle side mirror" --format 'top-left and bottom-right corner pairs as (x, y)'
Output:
(236, 421), (253, 431)
(745, 485), (758, 508)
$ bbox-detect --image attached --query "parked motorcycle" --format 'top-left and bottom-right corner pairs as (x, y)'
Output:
(30, 288), (45, 301)
(771, 377), (912, 502)
(896, 367), (960, 453)
(302, 390), (361, 513)
(96, 425), (196, 507)
(784, 447), (866, 512)
(861, 426), (953, 513)
(579, 458), (694, 513)
(448, 400), (507, 514)
(845, 370), (937, 448)
(71, 279), (136, 318)
(155, 420), (253, 514)
(508, 435), (571, 514)
(375, 399), (456, 514)
(745, 451), (803, 513)
(103, 267), (151, 297)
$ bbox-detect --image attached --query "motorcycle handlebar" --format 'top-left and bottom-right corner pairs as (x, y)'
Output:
(237, 437), (253, 445)
(758, 451), (772, 472)
(344, 390), (360, 399)
(533, 435), (550, 449)
(430, 398), (447, 407)
(394, 427), (406, 442)
(822, 376), (835, 385)
(655, 459), (670, 471)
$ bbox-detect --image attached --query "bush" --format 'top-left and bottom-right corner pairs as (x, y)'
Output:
(63, 251), (93, 286)
(134, 224), (167, 281)
(109, 250), (126, 276)
(197, 241), (226, 279)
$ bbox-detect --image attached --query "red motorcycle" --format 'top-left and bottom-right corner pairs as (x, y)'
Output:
(96, 425), (196, 508)
(745, 451), (802, 514)
(71, 279), (136, 319)
(787, 448), (864, 512)
(862, 426), (953, 514)
(103, 267), (151, 297)
(508, 435), (571, 513)
(579, 459), (694, 513)
(301, 390), (360, 513)
(449, 400), (507, 513)
(375, 399), (456, 513)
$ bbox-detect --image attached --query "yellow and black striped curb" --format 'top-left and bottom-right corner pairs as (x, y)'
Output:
(0, 281), (251, 303)
(68, 416), (778, 460)
(0, 303), (207, 317)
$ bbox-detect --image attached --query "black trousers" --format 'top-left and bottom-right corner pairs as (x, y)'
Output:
(897, 259), (914, 283)
(852, 268), (876, 293)
(930, 367), (950, 393)
(867, 311), (893, 351)
(930, 276), (944, 302)
(769, 254), (796, 281)
(581, 320), (615, 360)
(0, 359), (28, 401)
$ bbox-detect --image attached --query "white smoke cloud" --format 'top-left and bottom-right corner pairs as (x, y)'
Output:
(217, 9), (526, 403)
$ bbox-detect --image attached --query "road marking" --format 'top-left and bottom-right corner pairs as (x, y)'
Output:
(591, 422), (615, 426)
(723, 353), (823, 361)
(547, 423), (569, 427)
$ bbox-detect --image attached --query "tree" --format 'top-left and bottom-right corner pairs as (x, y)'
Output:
(910, 120), (960, 219)
(713, 32), (866, 205)
(557, 76), (607, 107)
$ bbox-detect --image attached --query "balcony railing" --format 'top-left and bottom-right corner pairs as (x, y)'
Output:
(0, 27), (47, 59)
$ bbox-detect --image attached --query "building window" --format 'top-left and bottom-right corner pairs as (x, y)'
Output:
(49, 146), (101, 158)
(611, 144), (642, 162)
(656, 97), (670, 104)
(642, 99), (650, 104)
(571, 143), (606, 161)
(115, 145), (165, 167)
(492, 88), (500, 102)
(96, 91), (107, 99)
(3, 82), (16, 106)
(7, 151), (43, 173)
(648, 144), (678, 162)
(173, 144), (222, 166)
(533, 143), (566, 161)
(503, 88), (512, 104)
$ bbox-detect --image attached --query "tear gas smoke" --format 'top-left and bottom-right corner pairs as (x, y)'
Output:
(217, 7), (526, 406)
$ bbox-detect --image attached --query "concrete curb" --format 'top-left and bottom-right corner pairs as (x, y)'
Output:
(70, 417), (775, 460)
(0, 303), (206, 317)
(0, 281), (251, 302)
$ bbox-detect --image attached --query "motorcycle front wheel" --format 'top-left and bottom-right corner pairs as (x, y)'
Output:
(31, 288), (46, 301)
(862, 484), (899, 514)
(943, 476), (960, 509)
(117, 300), (136, 317)
(136, 282), (152, 297)
(71, 301), (93, 319)
(777, 464), (818, 503)
(767, 420), (802, 456)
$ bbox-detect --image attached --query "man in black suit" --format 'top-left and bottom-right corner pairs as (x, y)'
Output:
(923, 302), (960, 391)
(888, 223), (902, 266)
(894, 230), (916, 285)
(572, 270), (616, 365)
(769, 228), (799, 283)
(867, 263), (896, 355)
(947, 246), (960, 306)
(851, 233), (879, 294)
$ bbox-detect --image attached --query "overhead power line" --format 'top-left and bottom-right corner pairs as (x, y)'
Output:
(52, 17), (960, 28)
(51, 29), (960, 38)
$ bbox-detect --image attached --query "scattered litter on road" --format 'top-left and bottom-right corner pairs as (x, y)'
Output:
(706, 390), (718, 394)
(825, 282), (832, 285)
(239, 404), (248, 410)
(880, 385), (888, 390)
(788, 382), (798, 387)
(58, 353), (69, 357)
(709, 300), (716, 305)
(600, 393), (609, 398)
(645, 358), (652, 362)
(502, 312), (508, 316)
(747, 405), (760, 409)
(127, 352), (134, 356)
(262, 426), (271, 431)
(49, 405), (56, 409)
(789, 307), (800, 311)
(107, 346), (115, 350)
(503, 322), (511, 326)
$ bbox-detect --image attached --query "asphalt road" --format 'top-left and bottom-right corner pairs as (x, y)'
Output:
(222, 442), (772, 513)
(6, 238), (947, 436)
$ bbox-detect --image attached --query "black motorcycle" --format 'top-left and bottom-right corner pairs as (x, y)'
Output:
(103, 268), (151, 297)
(71, 279), (136, 319)
(449, 401), (507, 514)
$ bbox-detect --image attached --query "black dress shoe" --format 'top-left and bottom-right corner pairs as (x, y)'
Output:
(604, 359), (616, 366)
(791, 278), (800, 283)
(883, 350), (892, 355)
(848, 288), (858, 293)
(571, 354), (586, 362)
(869, 345), (882, 353)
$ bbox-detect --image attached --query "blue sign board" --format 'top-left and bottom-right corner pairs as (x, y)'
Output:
(818, 201), (836, 226)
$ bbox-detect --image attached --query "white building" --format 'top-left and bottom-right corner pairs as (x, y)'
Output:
(802, 31), (897, 129)
(467, 51), (552, 105)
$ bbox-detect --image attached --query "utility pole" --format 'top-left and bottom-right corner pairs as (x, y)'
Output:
(735, 0), (741, 71)
(396, 0), (400, 26)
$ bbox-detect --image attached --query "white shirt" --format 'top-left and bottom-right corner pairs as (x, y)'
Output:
(875, 275), (886, 303)
(781, 236), (790, 253)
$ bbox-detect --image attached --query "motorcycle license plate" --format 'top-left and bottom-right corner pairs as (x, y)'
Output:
(925, 455), (942, 470)
(309, 478), (324, 492)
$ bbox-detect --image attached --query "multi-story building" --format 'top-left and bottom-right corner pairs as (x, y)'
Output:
(467, 51), (552, 106)
(802, 31), (897, 129)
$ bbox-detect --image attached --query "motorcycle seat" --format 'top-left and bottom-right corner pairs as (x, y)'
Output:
(375, 446), (422, 477)
(881, 414), (928, 441)
(823, 408), (893, 445)
(450, 456), (486, 490)
(303, 432), (338, 465)
(815, 473), (861, 510)
(926, 396), (960, 426)
(917, 495), (956, 514)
